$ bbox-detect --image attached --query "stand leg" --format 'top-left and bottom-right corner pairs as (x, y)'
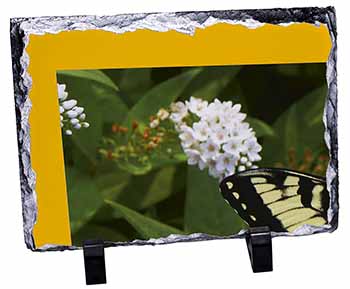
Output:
(245, 226), (273, 273)
(83, 240), (107, 285)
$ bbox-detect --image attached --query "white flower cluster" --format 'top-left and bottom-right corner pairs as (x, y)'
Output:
(57, 83), (90, 135)
(169, 97), (262, 179)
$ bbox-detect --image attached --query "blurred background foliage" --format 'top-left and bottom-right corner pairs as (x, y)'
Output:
(57, 63), (328, 245)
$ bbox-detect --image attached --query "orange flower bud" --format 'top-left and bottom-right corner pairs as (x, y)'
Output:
(152, 136), (161, 144)
(146, 141), (157, 150)
(111, 124), (119, 133)
(304, 149), (313, 163)
(132, 120), (138, 130)
(314, 164), (323, 173)
(107, 150), (114, 160)
(119, 126), (128, 133)
(319, 154), (328, 162)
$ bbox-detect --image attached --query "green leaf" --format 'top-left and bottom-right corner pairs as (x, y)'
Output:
(262, 85), (327, 166)
(116, 159), (152, 176)
(246, 117), (275, 138)
(66, 167), (130, 233)
(58, 70), (119, 91)
(105, 200), (184, 239)
(140, 166), (176, 208)
(72, 224), (128, 246)
(180, 66), (241, 101)
(124, 68), (202, 126)
(115, 166), (177, 211)
(184, 166), (246, 235)
(149, 153), (187, 169)
(118, 68), (153, 107)
(102, 68), (153, 108)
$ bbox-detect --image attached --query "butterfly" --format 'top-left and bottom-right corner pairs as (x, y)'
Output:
(219, 168), (329, 232)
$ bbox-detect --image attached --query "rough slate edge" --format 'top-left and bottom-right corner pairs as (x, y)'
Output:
(9, 6), (338, 252)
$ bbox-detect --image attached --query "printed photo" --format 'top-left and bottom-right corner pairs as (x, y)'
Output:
(56, 63), (328, 245)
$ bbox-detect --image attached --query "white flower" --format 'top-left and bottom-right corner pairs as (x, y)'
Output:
(185, 96), (208, 116)
(184, 148), (202, 165)
(229, 123), (253, 140)
(211, 127), (229, 145)
(243, 137), (262, 162)
(170, 102), (188, 123)
(222, 100), (233, 110)
(57, 84), (68, 101)
(157, 108), (169, 120)
(192, 121), (210, 141)
(200, 138), (220, 159)
(57, 83), (90, 135)
(62, 99), (77, 110)
(150, 119), (160, 128)
(179, 125), (196, 148)
(202, 101), (224, 128)
(228, 104), (246, 122)
(216, 153), (237, 174)
(207, 158), (221, 178)
(222, 138), (244, 158)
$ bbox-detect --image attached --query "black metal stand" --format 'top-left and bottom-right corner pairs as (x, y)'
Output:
(81, 228), (272, 284)
(245, 226), (273, 273)
(83, 240), (107, 285)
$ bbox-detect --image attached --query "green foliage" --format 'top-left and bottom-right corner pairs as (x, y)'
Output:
(179, 66), (241, 101)
(246, 117), (275, 138)
(58, 63), (328, 244)
(124, 68), (202, 127)
(262, 85), (327, 166)
(66, 168), (130, 233)
(185, 167), (247, 235)
(106, 200), (184, 239)
(114, 166), (177, 211)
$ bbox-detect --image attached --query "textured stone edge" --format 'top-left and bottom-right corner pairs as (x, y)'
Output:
(9, 6), (338, 252)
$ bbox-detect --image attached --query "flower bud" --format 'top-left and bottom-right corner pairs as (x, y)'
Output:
(70, 118), (79, 125)
(66, 110), (79, 119)
(238, 165), (246, 172)
(62, 99), (77, 110)
(74, 123), (82, 130)
(132, 120), (139, 130)
(112, 124), (119, 133)
(150, 119), (160, 128)
(73, 106), (84, 115)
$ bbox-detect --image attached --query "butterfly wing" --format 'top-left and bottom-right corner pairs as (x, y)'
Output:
(219, 168), (329, 232)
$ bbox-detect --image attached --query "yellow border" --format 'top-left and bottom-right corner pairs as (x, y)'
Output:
(27, 23), (331, 248)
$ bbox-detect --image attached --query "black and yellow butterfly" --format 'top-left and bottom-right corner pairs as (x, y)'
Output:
(219, 168), (329, 232)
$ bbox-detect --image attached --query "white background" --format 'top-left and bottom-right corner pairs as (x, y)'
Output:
(0, 0), (348, 288)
